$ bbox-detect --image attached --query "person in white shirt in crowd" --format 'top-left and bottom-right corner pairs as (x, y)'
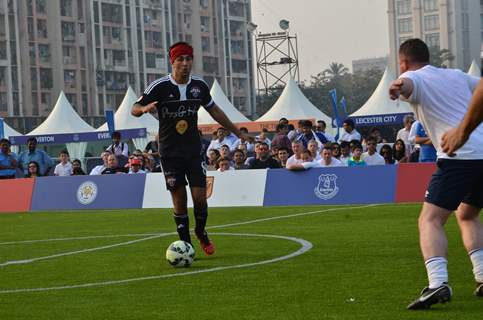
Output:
(396, 114), (415, 146)
(339, 141), (351, 166)
(106, 131), (129, 158)
(361, 137), (385, 165)
(255, 128), (272, 147)
(217, 157), (234, 172)
(316, 120), (335, 142)
(286, 140), (305, 167)
(89, 151), (111, 175)
(286, 150), (314, 171)
(128, 158), (145, 174)
(54, 150), (73, 176)
(287, 120), (304, 141)
(206, 127), (233, 155)
(339, 119), (361, 143)
(232, 127), (254, 153)
(307, 139), (322, 161)
(317, 144), (344, 167)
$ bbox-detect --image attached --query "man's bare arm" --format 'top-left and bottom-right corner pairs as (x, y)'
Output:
(131, 101), (157, 117)
(206, 104), (242, 137)
(389, 78), (414, 100)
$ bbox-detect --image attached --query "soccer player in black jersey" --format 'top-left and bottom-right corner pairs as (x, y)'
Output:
(131, 42), (243, 256)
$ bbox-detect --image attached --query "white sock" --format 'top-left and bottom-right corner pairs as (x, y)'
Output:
(425, 257), (448, 289)
(469, 248), (483, 283)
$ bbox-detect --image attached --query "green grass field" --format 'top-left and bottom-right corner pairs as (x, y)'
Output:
(0, 204), (481, 319)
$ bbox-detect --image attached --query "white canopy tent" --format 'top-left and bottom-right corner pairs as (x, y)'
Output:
(97, 86), (159, 151)
(256, 78), (333, 132)
(467, 60), (481, 77)
(2, 120), (22, 153)
(350, 67), (412, 118)
(197, 79), (251, 124)
(29, 91), (95, 161)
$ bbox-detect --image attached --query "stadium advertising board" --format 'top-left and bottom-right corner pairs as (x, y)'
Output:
(349, 113), (413, 127)
(0, 178), (35, 213)
(395, 163), (436, 203)
(263, 166), (398, 206)
(31, 174), (146, 211)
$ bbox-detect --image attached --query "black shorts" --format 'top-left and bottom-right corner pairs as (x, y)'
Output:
(160, 156), (206, 191)
(425, 159), (483, 211)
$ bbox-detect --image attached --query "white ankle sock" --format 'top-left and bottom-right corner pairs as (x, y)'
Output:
(425, 257), (448, 289)
(469, 249), (483, 283)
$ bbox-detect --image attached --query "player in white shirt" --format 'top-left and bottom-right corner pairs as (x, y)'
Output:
(389, 38), (483, 309)
(361, 137), (385, 166)
(54, 150), (73, 176)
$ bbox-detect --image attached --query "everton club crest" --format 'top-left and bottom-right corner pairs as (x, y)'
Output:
(190, 87), (201, 98)
(314, 174), (339, 200)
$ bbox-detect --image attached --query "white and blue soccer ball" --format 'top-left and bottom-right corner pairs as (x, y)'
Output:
(166, 240), (195, 268)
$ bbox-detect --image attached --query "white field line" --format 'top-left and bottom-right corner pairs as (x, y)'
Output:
(0, 233), (312, 294)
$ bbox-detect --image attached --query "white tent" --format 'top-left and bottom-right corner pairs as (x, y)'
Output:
(467, 60), (481, 77)
(198, 79), (251, 124)
(350, 67), (412, 117)
(97, 86), (158, 150)
(2, 120), (22, 153)
(29, 91), (95, 161)
(256, 78), (332, 126)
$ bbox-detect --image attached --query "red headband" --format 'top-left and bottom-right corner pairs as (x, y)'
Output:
(169, 44), (193, 64)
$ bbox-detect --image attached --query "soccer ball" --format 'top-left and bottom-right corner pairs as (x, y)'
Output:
(166, 240), (195, 268)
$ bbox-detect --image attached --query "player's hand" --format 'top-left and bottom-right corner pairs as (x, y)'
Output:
(143, 101), (158, 114)
(389, 79), (403, 100)
(441, 127), (468, 157)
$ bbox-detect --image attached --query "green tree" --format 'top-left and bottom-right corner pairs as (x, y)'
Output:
(429, 47), (454, 68)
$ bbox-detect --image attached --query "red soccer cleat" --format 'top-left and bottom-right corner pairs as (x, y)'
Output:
(199, 240), (215, 256)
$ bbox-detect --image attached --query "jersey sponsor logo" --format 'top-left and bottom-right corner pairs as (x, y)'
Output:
(190, 87), (201, 98)
(77, 181), (98, 205)
(160, 105), (197, 119)
(175, 120), (188, 135)
(314, 174), (339, 200)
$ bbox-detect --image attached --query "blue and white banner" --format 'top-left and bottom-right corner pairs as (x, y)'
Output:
(9, 128), (147, 145)
(349, 113), (413, 127)
(0, 118), (4, 139)
(263, 166), (397, 206)
(105, 110), (115, 134)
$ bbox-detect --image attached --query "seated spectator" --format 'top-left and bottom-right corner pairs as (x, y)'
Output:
(232, 127), (254, 153)
(106, 131), (129, 158)
(318, 144), (344, 167)
(71, 159), (86, 175)
(393, 139), (409, 163)
(248, 142), (281, 169)
(217, 157), (234, 172)
(286, 140), (305, 167)
(142, 152), (156, 172)
(307, 139), (321, 161)
(233, 149), (249, 170)
(339, 141), (351, 166)
(271, 123), (292, 154)
(54, 150), (73, 176)
(206, 149), (220, 171)
(348, 144), (366, 167)
(90, 151), (111, 175)
(128, 158), (145, 174)
(255, 128), (272, 147)
(331, 142), (341, 159)
(340, 119), (361, 142)
(380, 144), (397, 165)
(0, 138), (17, 179)
(219, 144), (232, 161)
(206, 127), (233, 156)
(286, 150), (314, 171)
(362, 137), (385, 165)
(101, 154), (127, 174)
(296, 120), (327, 149)
(18, 137), (53, 176)
(144, 134), (160, 164)
(277, 147), (290, 168)
(315, 120), (336, 142)
(245, 142), (262, 167)
(25, 161), (41, 178)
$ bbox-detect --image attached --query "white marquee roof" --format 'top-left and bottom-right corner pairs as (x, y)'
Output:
(467, 60), (481, 77)
(29, 91), (95, 135)
(350, 67), (412, 117)
(3, 121), (21, 138)
(198, 79), (251, 124)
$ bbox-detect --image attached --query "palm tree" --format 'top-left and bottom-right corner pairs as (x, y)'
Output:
(323, 62), (349, 80)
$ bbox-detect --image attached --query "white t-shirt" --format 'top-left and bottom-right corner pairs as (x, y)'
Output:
(54, 162), (73, 176)
(286, 155), (304, 166)
(339, 129), (361, 142)
(315, 157), (344, 167)
(128, 169), (146, 174)
(400, 65), (482, 159)
(206, 138), (234, 155)
(396, 127), (411, 145)
(362, 152), (385, 165)
(89, 165), (106, 175)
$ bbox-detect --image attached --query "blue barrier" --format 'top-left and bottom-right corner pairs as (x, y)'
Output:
(263, 166), (398, 206)
(31, 174), (146, 211)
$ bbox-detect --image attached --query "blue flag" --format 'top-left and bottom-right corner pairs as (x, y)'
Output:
(0, 118), (4, 139)
(329, 89), (341, 141)
(105, 110), (115, 134)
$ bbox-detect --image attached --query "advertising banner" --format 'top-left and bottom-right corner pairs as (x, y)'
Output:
(0, 178), (35, 213)
(395, 163), (436, 203)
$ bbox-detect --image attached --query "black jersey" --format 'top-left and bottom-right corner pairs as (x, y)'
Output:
(137, 75), (214, 158)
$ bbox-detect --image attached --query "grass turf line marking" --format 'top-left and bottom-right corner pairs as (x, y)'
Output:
(0, 233), (312, 294)
(0, 204), (379, 246)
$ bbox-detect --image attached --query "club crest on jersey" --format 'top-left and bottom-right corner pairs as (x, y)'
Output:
(190, 87), (201, 98)
(176, 120), (188, 134)
(166, 176), (177, 187)
(314, 174), (339, 200)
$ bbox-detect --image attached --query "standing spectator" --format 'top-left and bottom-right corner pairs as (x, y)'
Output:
(54, 150), (73, 176)
(277, 147), (290, 168)
(248, 142), (281, 169)
(255, 128), (272, 147)
(339, 141), (351, 165)
(18, 137), (53, 176)
(348, 144), (366, 166)
(25, 161), (41, 178)
(279, 117), (289, 126)
(232, 127), (254, 153)
(369, 127), (385, 144)
(89, 151), (111, 175)
(380, 144), (397, 164)
(393, 139), (409, 163)
(106, 131), (129, 158)
(270, 123), (292, 153)
(128, 158), (145, 174)
(396, 114), (415, 146)
(315, 120), (336, 142)
(206, 149), (220, 171)
(362, 137), (385, 165)
(296, 120), (328, 149)
(217, 157), (234, 172)
(233, 149), (249, 170)
(340, 119), (361, 142)
(286, 141), (305, 167)
(317, 144), (344, 167)
(414, 121), (437, 162)
(307, 139), (321, 161)
(144, 134), (160, 164)
(71, 159), (86, 175)
(206, 127), (233, 155)
(0, 138), (17, 179)
(102, 154), (127, 174)
(288, 120), (304, 141)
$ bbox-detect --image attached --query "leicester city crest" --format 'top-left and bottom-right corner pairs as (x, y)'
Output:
(314, 174), (339, 200)
(77, 181), (98, 205)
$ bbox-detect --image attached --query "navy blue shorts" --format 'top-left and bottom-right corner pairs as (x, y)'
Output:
(425, 159), (483, 211)
(160, 156), (206, 191)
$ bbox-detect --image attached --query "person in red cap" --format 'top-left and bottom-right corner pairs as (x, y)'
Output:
(131, 42), (245, 256)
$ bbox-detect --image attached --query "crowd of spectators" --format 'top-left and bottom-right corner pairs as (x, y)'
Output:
(0, 116), (434, 179)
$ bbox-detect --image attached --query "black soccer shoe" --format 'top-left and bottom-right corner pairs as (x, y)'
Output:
(407, 284), (452, 310)
(475, 282), (483, 297)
